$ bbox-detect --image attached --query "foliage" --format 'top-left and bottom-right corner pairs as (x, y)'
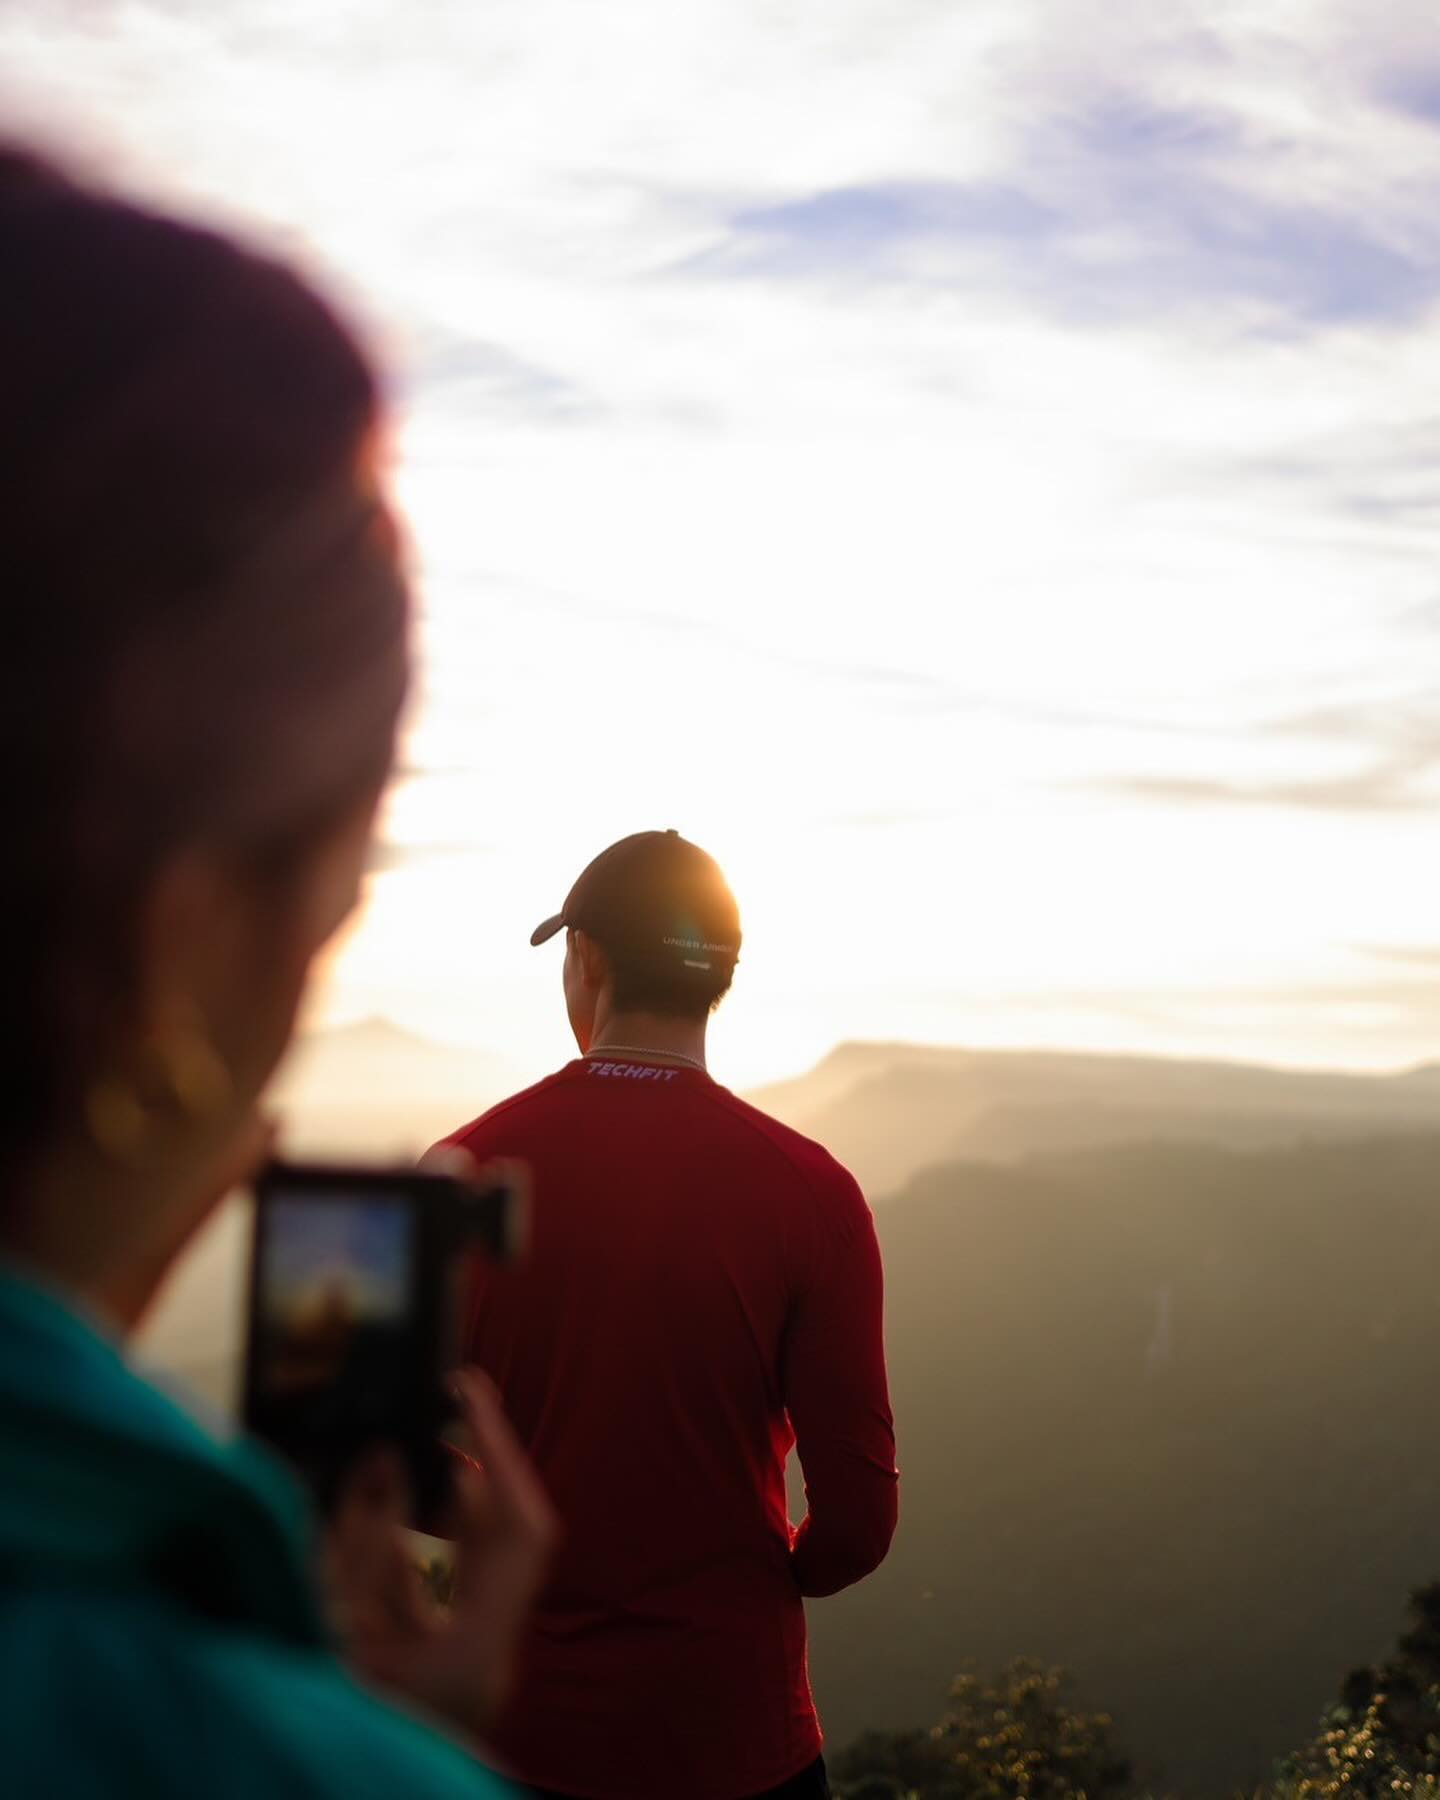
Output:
(1274, 1585), (1440, 1800)
(418, 1553), (455, 1608)
(832, 1658), (1134, 1800)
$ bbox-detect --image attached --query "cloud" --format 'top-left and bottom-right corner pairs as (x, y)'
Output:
(365, 840), (487, 874)
(1095, 764), (1431, 814)
(1178, 419), (1440, 534)
(1250, 695), (1440, 758)
(1188, 975), (1440, 1015)
(988, 971), (1440, 1022)
(1356, 944), (1440, 970)
(1377, 65), (1440, 127)
(402, 328), (598, 425)
(1082, 690), (1440, 816)
(687, 87), (1440, 330)
(721, 181), (1058, 270)
(707, 175), (1436, 328)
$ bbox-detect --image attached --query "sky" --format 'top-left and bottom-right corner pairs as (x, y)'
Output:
(7, 0), (1440, 1087)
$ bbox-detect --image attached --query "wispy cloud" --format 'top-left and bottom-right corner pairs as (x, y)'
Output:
(1095, 765), (1432, 814)
(1171, 419), (1440, 537)
(1376, 65), (1440, 128)
(1083, 690), (1440, 814)
(710, 180), (1058, 274)
(686, 87), (1440, 331)
(1356, 944), (1440, 969)
(365, 839), (491, 874)
(402, 327), (599, 425)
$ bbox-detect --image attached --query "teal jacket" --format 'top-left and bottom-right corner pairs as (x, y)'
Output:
(0, 1266), (518, 1799)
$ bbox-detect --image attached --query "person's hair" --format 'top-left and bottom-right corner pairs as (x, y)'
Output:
(604, 949), (735, 1020)
(1, 146), (410, 1181)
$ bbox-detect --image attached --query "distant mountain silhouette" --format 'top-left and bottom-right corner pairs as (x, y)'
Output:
(748, 1043), (1440, 1196)
(1395, 1061), (1440, 1083)
(273, 1016), (519, 1157)
(273, 1030), (1440, 1179)
(806, 1132), (1440, 1795)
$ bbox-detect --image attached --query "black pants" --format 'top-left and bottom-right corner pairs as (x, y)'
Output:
(530, 1755), (830, 1800)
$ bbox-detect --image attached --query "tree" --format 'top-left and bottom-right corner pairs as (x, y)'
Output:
(831, 1658), (1134, 1800)
(1276, 1585), (1440, 1798)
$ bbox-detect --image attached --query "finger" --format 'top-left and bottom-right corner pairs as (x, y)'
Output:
(417, 1143), (479, 1180)
(444, 1465), (493, 1607)
(418, 1146), (518, 1193)
(451, 1369), (559, 1553)
(342, 1456), (450, 1636)
(332, 1443), (412, 1540)
(369, 1377), (557, 1734)
(424, 1441), (486, 1541)
(447, 1373), (557, 1630)
(325, 1444), (414, 1625)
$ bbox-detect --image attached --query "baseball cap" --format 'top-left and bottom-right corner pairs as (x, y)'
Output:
(530, 829), (741, 976)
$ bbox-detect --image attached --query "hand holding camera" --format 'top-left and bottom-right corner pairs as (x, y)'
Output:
(323, 1367), (558, 1734)
(242, 1154), (527, 1517)
(240, 1150), (553, 1732)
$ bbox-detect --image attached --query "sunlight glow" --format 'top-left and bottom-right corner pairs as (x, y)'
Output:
(8, 0), (1440, 1082)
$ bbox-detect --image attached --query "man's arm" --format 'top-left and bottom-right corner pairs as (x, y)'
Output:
(782, 1178), (899, 1598)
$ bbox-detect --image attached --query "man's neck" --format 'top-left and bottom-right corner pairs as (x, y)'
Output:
(584, 1010), (709, 1069)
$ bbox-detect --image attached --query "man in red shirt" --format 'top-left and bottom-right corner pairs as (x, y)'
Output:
(439, 830), (897, 1800)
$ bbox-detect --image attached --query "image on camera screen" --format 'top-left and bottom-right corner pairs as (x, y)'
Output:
(255, 1193), (414, 1430)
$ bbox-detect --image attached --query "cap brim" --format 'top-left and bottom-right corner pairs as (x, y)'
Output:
(529, 913), (566, 947)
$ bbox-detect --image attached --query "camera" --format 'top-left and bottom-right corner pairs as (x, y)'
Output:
(241, 1154), (526, 1518)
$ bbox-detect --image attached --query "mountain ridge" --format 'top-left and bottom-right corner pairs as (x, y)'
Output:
(748, 1040), (1440, 1196)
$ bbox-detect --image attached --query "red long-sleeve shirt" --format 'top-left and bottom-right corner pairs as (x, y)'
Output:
(441, 1058), (897, 1800)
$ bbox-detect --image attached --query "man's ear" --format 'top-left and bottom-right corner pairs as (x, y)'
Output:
(575, 930), (612, 992)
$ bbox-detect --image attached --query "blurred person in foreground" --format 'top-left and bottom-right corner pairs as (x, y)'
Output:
(436, 831), (899, 1800)
(0, 148), (555, 1798)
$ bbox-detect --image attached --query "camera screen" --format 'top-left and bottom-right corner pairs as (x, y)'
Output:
(252, 1190), (416, 1432)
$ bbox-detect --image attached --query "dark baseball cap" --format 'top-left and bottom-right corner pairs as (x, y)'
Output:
(530, 829), (741, 976)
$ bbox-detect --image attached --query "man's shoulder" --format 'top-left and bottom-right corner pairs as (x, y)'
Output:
(440, 1066), (578, 1152)
(441, 1069), (869, 1213)
(701, 1084), (866, 1206)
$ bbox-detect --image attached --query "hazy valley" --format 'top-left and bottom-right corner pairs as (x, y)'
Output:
(134, 1025), (1440, 1791)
